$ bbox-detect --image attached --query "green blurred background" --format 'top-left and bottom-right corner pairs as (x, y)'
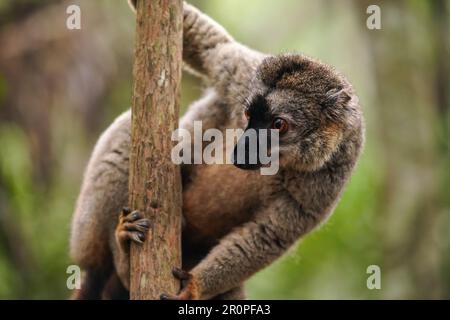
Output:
(0, 0), (449, 299)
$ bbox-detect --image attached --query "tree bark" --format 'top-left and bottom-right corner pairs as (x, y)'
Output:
(129, 0), (183, 300)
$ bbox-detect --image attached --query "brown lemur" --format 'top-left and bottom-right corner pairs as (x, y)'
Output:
(70, 0), (364, 300)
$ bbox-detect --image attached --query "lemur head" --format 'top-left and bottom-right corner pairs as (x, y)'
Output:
(233, 54), (361, 172)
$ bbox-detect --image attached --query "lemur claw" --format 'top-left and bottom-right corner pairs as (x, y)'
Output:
(160, 293), (179, 300)
(116, 209), (151, 248)
(172, 267), (191, 280)
(161, 267), (199, 300)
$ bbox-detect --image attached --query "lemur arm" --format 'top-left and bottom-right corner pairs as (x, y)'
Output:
(183, 2), (266, 106)
(182, 3), (233, 77)
(163, 194), (322, 300)
(129, 1), (264, 98)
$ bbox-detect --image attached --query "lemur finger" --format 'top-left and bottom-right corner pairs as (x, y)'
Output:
(123, 210), (143, 223)
(122, 207), (132, 216)
(172, 267), (191, 281)
(117, 230), (146, 245)
(131, 231), (146, 243)
(122, 219), (151, 233)
(136, 219), (151, 228)
(161, 289), (193, 300)
(160, 293), (179, 300)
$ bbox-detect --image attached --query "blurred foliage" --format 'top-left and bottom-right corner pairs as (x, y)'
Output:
(0, 0), (449, 299)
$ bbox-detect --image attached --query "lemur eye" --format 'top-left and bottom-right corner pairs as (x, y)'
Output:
(272, 118), (288, 134)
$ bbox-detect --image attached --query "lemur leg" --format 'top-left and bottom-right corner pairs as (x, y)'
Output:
(71, 267), (112, 300)
(70, 111), (131, 299)
(112, 208), (151, 290)
(102, 271), (129, 300)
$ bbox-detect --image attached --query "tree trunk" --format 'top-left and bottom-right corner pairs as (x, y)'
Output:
(129, 0), (183, 300)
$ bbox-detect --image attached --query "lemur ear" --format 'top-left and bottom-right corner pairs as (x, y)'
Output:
(322, 88), (352, 122)
(128, 0), (137, 13)
(322, 88), (351, 108)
